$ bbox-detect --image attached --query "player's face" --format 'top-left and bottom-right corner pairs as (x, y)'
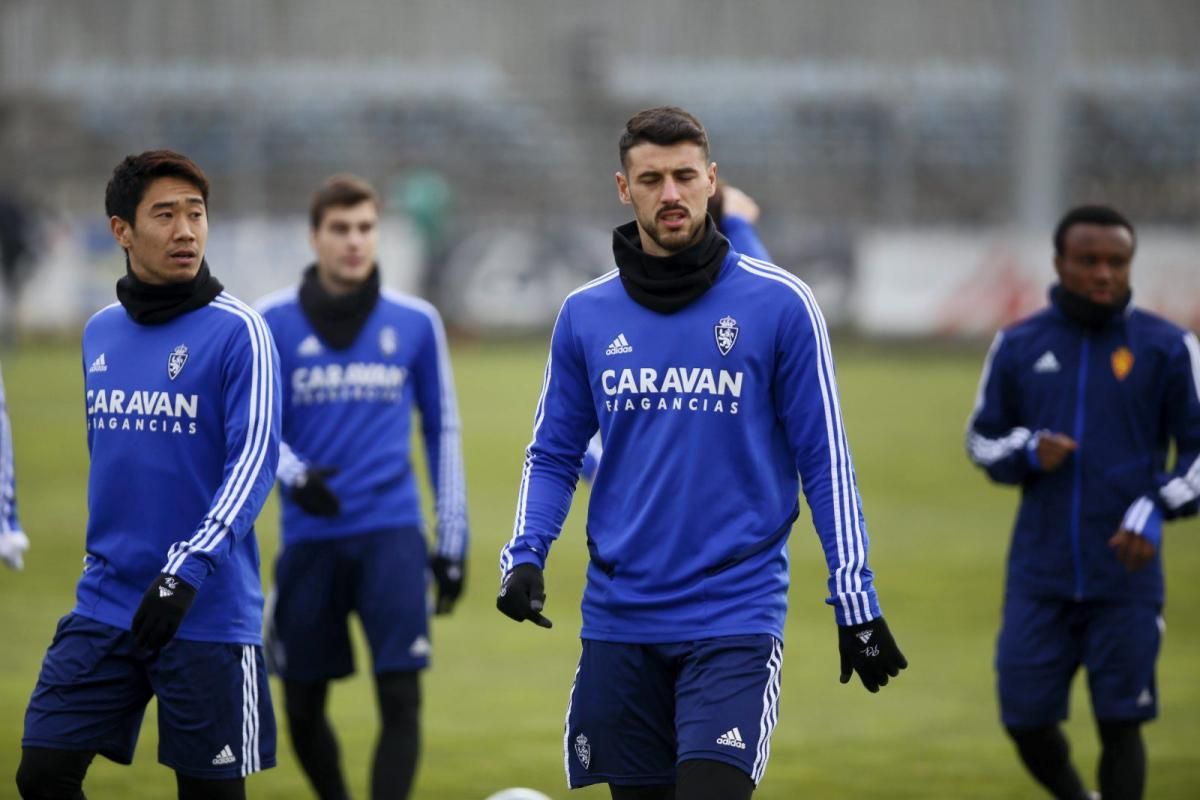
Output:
(311, 201), (379, 293)
(1054, 223), (1134, 305)
(616, 142), (717, 257)
(110, 177), (207, 285)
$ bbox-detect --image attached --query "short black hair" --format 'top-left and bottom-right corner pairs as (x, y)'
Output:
(1053, 205), (1136, 256)
(309, 173), (379, 230)
(618, 106), (710, 170)
(105, 150), (209, 226)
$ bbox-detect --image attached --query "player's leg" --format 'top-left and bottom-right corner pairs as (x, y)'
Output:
(269, 539), (356, 799)
(350, 528), (431, 800)
(565, 641), (678, 791)
(673, 635), (781, 795)
(174, 773), (245, 800)
(1084, 603), (1161, 800)
(997, 594), (1090, 799)
(15, 748), (94, 800)
(372, 671), (420, 800)
(149, 641), (276, 794)
(20, 614), (154, 798)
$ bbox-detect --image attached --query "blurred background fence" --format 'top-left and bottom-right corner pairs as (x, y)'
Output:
(1, 0), (1198, 335)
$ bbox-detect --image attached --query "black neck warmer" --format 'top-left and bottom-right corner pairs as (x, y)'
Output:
(1050, 284), (1131, 331)
(612, 216), (730, 314)
(298, 264), (381, 350)
(116, 260), (224, 325)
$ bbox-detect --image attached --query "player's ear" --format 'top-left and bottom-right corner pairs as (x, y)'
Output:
(707, 162), (718, 197)
(615, 171), (631, 206)
(110, 216), (132, 249)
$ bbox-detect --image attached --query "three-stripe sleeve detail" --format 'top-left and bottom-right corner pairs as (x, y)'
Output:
(1160, 332), (1200, 509)
(738, 257), (871, 624)
(165, 294), (276, 576)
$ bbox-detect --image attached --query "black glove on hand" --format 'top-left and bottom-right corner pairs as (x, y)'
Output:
(131, 574), (198, 651)
(838, 616), (907, 693)
(431, 555), (465, 615)
(496, 563), (553, 628)
(291, 466), (340, 517)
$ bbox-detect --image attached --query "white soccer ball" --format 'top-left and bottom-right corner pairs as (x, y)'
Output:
(483, 789), (553, 800)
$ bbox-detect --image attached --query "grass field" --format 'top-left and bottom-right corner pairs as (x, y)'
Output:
(1, 337), (1197, 799)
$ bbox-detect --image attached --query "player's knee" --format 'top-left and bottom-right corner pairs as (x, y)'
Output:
(16, 747), (92, 799)
(176, 772), (246, 800)
(283, 681), (328, 729)
(1097, 719), (1142, 748)
(675, 759), (753, 800)
(377, 670), (420, 728)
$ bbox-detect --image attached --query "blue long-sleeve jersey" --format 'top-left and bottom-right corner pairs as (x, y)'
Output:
(0, 365), (21, 536)
(257, 288), (468, 559)
(967, 296), (1200, 603)
(502, 251), (880, 641)
(76, 293), (281, 644)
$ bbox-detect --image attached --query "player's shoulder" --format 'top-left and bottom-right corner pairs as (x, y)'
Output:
(253, 286), (299, 319)
(204, 291), (273, 344)
(561, 269), (623, 310)
(1128, 306), (1191, 342)
(379, 288), (445, 328)
(729, 255), (823, 315)
(996, 306), (1058, 346)
(83, 302), (125, 335)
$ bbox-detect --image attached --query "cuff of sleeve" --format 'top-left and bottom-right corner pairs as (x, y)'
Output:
(1025, 433), (1043, 470)
(163, 531), (225, 591)
(827, 589), (881, 626)
(504, 546), (546, 573)
(1122, 496), (1163, 547)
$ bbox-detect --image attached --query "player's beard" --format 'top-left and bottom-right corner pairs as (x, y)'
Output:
(637, 205), (706, 255)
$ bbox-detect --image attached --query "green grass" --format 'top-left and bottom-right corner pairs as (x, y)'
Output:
(1, 338), (1197, 799)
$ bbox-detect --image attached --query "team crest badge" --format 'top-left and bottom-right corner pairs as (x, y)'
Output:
(714, 315), (739, 356)
(574, 733), (591, 770)
(379, 326), (398, 356)
(167, 344), (189, 380)
(1111, 347), (1134, 381)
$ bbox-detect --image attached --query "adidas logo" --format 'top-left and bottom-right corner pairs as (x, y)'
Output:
(158, 586), (174, 598)
(605, 334), (633, 356)
(856, 629), (873, 645)
(88, 353), (108, 373)
(298, 335), (323, 356)
(716, 727), (747, 750)
(1137, 688), (1154, 707)
(1033, 351), (1060, 373)
(408, 636), (432, 657)
(211, 745), (236, 766)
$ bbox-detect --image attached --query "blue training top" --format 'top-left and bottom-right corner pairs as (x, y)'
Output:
(76, 292), (281, 644)
(502, 249), (881, 642)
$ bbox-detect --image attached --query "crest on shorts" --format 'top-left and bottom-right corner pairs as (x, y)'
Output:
(167, 344), (189, 380)
(574, 733), (591, 770)
(714, 316), (739, 356)
(379, 325), (398, 356)
(1111, 346), (1134, 381)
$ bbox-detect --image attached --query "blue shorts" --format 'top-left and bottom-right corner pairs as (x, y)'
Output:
(996, 594), (1163, 729)
(266, 527), (430, 681)
(22, 614), (275, 779)
(564, 636), (783, 789)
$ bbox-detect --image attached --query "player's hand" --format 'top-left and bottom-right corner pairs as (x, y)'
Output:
(838, 616), (907, 693)
(496, 563), (553, 628)
(131, 574), (198, 651)
(291, 466), (340, 517)
(430, 555), (465, 615)
(0, 530), (30, 571)
(1034, 432), (1077, 471)
(1108, 528), (1156, 571)
(721, 185), (761, 224)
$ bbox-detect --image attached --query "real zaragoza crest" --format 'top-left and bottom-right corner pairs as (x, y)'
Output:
(714, 315), (739, 356)
(574, 733), (591, 769)
(167, 344), (189, 380)
(379, 325), (398, 356)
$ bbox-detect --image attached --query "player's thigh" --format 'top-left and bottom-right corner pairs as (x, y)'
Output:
(268, 539), (355, 680)
(22, 613), (153, 765)
(1084, 602), (1162, 722)
(675, 635), (782, 786)
(150, 641), (276, 780)
(566, 640), (678, 789)
(996, 594), (1081, 728)
(352, 527), (431, 673)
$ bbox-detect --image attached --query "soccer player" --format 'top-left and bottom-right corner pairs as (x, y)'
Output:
(497, 107), (907, 800)
(17, 151), (281, 800)
(579, 181), (771, 483)
(1, 363), (30, 570)
(966, 205), (1200, 800)
(257, 174), (468, 800)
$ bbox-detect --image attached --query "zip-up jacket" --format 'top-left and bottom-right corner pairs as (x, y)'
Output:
(967, 293), (1200, 604)
(501, 249), (880, 642)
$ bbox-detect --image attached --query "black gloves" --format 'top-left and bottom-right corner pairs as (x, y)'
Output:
(838, 616), (907, 693)
(131, 574), (198, 651)
(430, 555), (465, 615)
(496, 563), (553, 628)
(291, 466), (340, 517)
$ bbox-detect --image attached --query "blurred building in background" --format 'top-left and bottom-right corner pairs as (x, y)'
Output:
(1, 0), (1197, 335)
